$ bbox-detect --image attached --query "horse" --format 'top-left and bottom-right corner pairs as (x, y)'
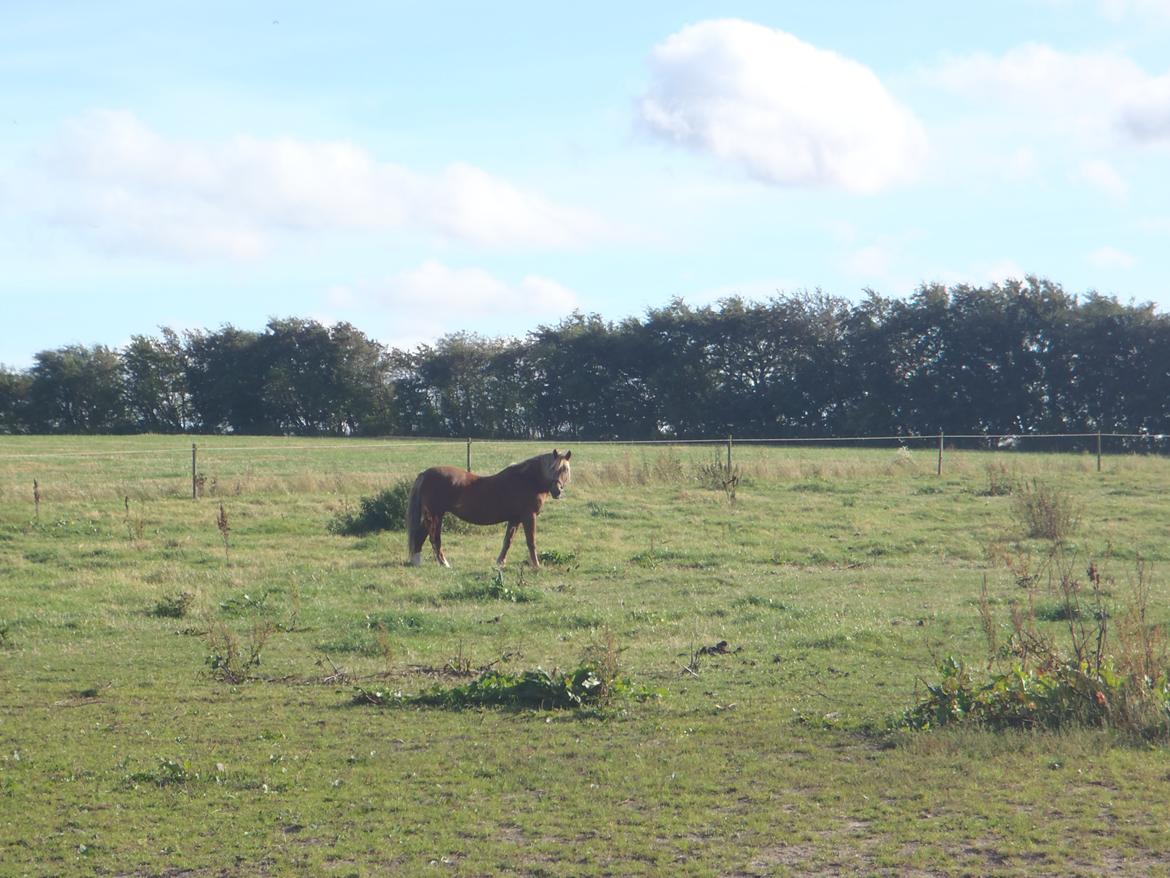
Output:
(406, 449), (571, 568)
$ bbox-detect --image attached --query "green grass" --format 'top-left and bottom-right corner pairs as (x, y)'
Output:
(3, 436), (1170, 875)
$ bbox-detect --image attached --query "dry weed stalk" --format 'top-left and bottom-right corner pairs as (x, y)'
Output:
(216, 503), (230, 561)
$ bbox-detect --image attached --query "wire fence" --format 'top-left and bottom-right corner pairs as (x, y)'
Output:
(1, 431), (1167, 502)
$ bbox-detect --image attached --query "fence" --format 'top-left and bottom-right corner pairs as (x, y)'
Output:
(1, 430), (1167, 503)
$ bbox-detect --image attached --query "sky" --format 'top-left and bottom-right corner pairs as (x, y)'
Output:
(3, 0), (1170, 368)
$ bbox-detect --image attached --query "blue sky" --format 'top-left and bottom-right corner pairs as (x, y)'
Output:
(3, 0), (1170, 367)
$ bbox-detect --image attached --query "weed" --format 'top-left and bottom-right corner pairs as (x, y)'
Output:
(906, 555), (1170, 739)
(356, 661), (637, 710)
(125, 758), (196, 788)
(1012, 479), (1080, 541)
(215, 503), (230, 560)
(152, 591), (195, 619)
(123, 496), (146, 543)
(695, 451), (740, 503)
(537, 548), (577, 567)
(219, 589), (277, 616)
(979, 461), (1018, 497)
(204, 620), (276, 684)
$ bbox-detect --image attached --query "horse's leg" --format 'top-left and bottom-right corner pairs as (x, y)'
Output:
(522, 515), (540, 568)
(410, 510), (429, 567)
(429, 514), (450, 568)
(496, 521), (519, 566)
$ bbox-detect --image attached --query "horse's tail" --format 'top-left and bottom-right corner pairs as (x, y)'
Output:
(406, 472), (426, 561)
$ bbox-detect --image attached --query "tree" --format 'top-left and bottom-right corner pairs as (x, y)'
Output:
(183, 326), (267, 433)
(122, 329), (191, 432)
(0, 366), (31, 434)
(27, 345), (127, 433)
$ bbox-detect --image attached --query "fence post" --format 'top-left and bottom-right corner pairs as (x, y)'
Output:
(727, 434), (733, 473)
(466, 437), (472, 472)
(937, 432), (944, 476)
(191, 443), (197, 499)
(1097, 431), (1102, 472)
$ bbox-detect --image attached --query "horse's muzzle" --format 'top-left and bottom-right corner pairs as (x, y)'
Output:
(550, 485), (562, 499)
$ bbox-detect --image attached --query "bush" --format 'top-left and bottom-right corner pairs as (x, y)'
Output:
(329, 481), (412, 535)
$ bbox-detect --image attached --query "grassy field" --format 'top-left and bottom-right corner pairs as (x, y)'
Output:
(2, 435), (1170, 876)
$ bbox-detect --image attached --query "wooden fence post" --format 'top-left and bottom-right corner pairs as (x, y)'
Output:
(191, 443), (197, 499)
(937, 432), (944, 476)
(466, 437), (472, 472)
(1097, 431), (1102, 473)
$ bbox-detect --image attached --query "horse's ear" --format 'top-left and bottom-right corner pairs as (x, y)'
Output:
(552, 448), (559, 458)
(563, 450), (571, 460)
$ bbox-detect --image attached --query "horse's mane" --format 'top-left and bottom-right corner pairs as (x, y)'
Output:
(499, 453), (549, 476)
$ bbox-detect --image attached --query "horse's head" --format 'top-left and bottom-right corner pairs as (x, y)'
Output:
(545, 449), (572, 498)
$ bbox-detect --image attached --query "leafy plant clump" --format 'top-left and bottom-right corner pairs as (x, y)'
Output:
(151, 591), (195, 619)
(328, 480), (412, 535)
(442, 568), (541, 603)
(904, 556), (1170, 739)
(357, 665), (623, 710)
(901, 655), (1169, 734)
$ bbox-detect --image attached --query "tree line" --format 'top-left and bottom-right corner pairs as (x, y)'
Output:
(2, 278), (1168, 439)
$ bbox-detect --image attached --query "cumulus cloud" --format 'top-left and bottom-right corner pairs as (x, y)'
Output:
(931, 43), (1170, 146)
(27, 110), (608, 259)
(638, 19), (928, 193)
(326, 261), (580, 347)
(372, 260), (578, 316)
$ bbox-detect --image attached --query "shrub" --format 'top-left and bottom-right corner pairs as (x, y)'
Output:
(328, 480), (412, 535)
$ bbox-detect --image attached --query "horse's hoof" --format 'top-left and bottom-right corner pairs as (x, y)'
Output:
(409, 553), (422, 567)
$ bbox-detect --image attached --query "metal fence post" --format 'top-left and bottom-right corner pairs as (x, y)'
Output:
(1097, 431), (1102, 472)
(937, 432), (944, 476)
(466, 437), (472, 472)
(191, 443), (197, 499)
(727, 434), (733, 472)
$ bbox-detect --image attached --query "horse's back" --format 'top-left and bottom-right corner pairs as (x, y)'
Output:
(417, 463), (543, 526)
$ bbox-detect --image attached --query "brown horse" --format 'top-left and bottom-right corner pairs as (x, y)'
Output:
(407, 449), (571, 568)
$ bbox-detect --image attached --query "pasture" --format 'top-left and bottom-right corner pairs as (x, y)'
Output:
(2, 435), (1170, 876)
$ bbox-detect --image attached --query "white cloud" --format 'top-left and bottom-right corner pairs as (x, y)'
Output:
(931, 43), (1170, 146)
(26, 110), (609, 260)
(1117, 75), (1170, 141)
(374, 261), (577, 315)
(328, 261), (580, 347)
(1089, 245), (1136, 268)
(1076, 158), (1130, 199)
(334, 261), (575, 327)
(638, 19), (928, 194)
